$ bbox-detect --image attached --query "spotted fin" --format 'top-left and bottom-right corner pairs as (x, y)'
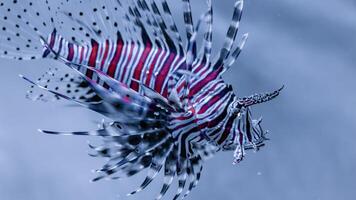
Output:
(25, 67), (100, 102)
(0, 0), (56, 60)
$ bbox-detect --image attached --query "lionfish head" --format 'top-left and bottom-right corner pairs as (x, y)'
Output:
(222, 85), (284, 164)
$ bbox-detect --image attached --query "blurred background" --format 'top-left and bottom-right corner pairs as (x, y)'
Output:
(0, 0), (356, 199)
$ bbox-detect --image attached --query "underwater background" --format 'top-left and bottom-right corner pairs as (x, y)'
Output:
(0, 0), (355, 199)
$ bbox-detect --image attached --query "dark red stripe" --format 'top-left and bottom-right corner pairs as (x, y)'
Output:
(119, 42), (135, 82)
(67, 43), (74, 61)
(43, 29), (57, 57)
(193, 62), (206, 74)
(100, 40), (110, 70)
(86, 40), (99, 79)
(145, 48), (162, 86)
(198, 86), (230, 114)
(190, 69), (222, 96)
(217, 115), (235, 145)
(79, 46), (84, 64)
(177, 79), (185, 94)
(107, 39), (124, 78)
(162, 85), (169, 98)
(57, 38), (64, 56)
(173, 119), (195, 132)
(49, 30), (56, 49)
(130, 42), (152, 91)
(179, 95), (233, 156)
(195, 81), (220, 103)
(172, 108), (199, 132)
(197, 94), (231, 129)
(154, 53), (175, 94)
(200, 95), (234, 130)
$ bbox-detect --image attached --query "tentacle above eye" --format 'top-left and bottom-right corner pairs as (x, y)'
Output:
(237, 85), (285, 108)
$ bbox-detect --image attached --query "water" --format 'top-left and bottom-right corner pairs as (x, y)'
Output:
(0, 0), (355, 199)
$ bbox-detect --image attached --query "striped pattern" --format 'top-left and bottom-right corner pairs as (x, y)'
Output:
(203, 0), (213, 62)
(1, 0), (283, 199)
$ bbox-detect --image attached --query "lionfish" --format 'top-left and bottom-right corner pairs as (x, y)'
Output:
(0, 0), (282, 199)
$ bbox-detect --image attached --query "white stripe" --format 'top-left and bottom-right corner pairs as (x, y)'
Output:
(126, 41), (145, 85)
(116, 41), (130, 80)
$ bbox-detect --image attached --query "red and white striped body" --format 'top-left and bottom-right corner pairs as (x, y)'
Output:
(45, 29), (242, 157)
(0, 0), (282, 198)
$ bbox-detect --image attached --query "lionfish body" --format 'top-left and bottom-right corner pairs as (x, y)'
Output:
(0, 0), (282, 199)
